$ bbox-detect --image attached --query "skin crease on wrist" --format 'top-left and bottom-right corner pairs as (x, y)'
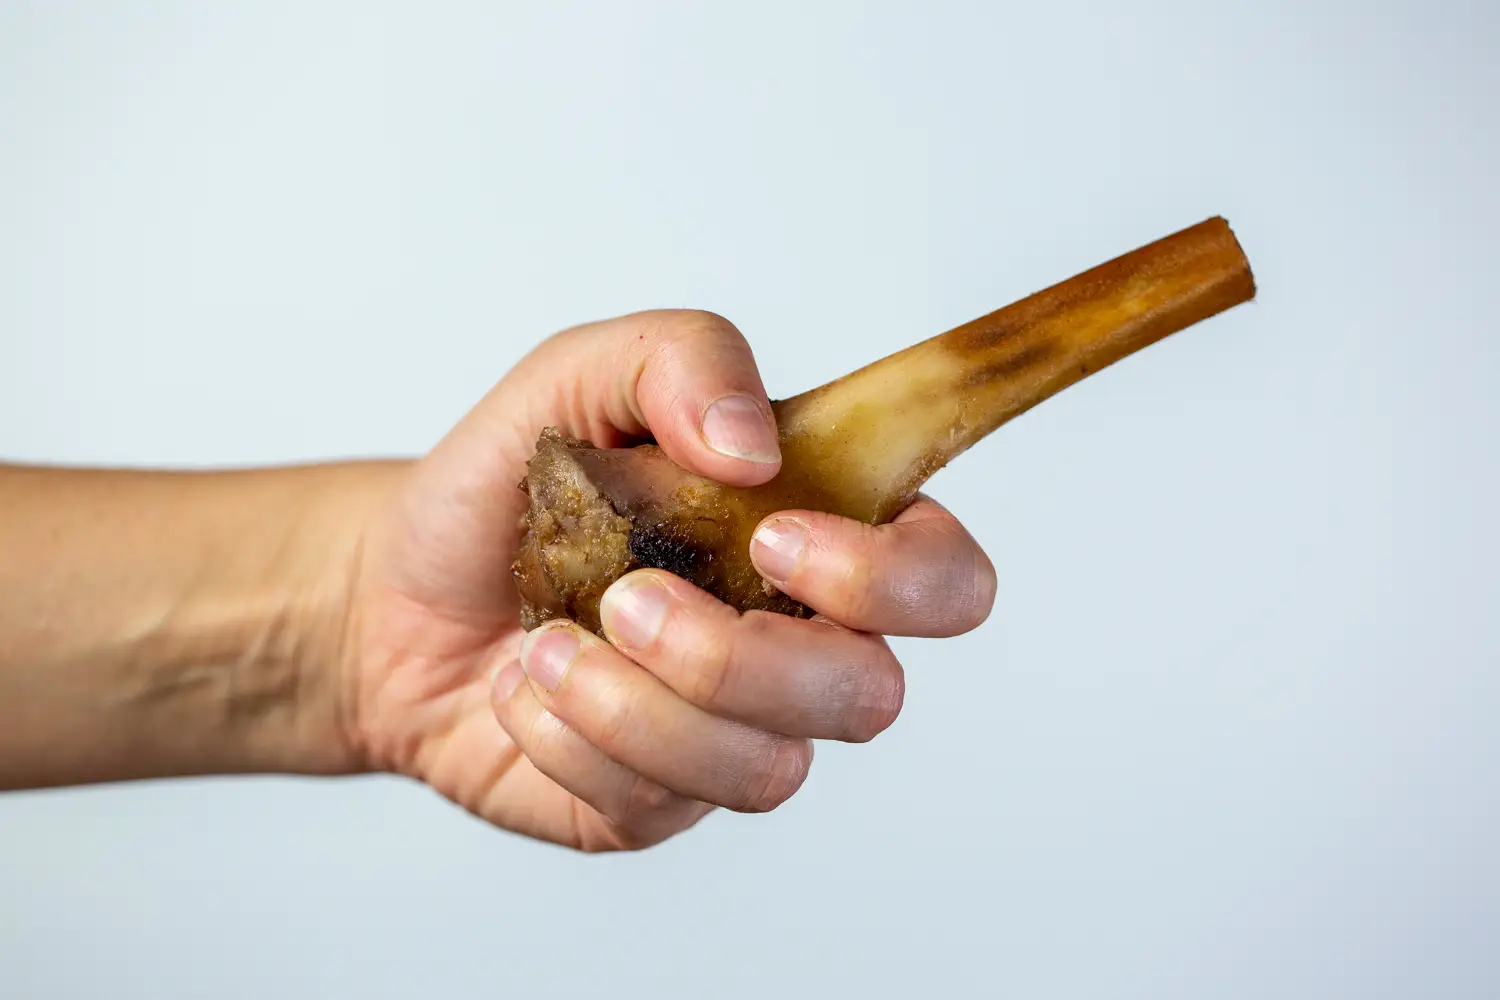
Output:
(0, 309), (997, 852)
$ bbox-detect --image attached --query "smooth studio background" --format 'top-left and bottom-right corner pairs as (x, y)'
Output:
(2, 2), (1496, 997)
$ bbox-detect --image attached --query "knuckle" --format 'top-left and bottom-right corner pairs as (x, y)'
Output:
(835, 540), (888, 626)
(592, 678), (646, 757)
(523, 708), (570, 760)
(522, 707), (564, 755)
(684, 626), (739, 712)
(674, 308), (737, 335)
(654, 308), (741, 346)
(613, 773), (680, 829)
(802, 513), (886, 620)
(576, 834), (634, 854)
(588, 796), (710, 854)
(577, 816), (654, 854)
(734, 738), (813, 813)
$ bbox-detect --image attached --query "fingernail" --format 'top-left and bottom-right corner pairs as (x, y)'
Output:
(702, 394), (781, 464)
(491, 659), (524, 703)
(520, 624), (580, 692)
(600, 574), (671, 650)
(750, 518), (806, 583)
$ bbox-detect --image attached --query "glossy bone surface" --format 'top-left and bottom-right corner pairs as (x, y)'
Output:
(515, 217), (1256, 633)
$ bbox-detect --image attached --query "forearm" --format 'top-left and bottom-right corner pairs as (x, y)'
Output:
(0, 461), (401, 789)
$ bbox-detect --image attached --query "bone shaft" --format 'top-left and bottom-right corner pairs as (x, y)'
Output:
(772, 217), (1256, 522)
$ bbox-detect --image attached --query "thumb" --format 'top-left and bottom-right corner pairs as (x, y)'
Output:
(516, 309), (782, 487)
(384, 309), (779, 627)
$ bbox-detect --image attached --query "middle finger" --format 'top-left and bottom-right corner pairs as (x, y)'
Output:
(518, 620), (813, 814)
(597, 569), (906, 743)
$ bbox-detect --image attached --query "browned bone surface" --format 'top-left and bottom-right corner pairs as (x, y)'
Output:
(514, 217), (1256, 633)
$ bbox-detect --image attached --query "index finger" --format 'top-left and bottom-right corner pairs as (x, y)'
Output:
(747, 495), (997, 638)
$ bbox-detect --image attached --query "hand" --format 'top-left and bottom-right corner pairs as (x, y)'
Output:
(345, 310), (996, 851)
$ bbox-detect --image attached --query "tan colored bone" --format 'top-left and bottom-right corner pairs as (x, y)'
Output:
(515, 217), (1256, 634)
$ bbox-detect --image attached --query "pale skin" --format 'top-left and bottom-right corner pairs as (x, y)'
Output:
(0, 310), (996, 851)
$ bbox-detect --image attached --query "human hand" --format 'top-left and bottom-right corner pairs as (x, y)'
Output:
(344, 311), (996, 851)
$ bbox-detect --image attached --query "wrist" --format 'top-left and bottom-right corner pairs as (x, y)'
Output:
(268, 460), (407, 777)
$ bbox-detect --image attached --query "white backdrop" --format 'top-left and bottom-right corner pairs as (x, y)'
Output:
(2, 2), (1497, 997)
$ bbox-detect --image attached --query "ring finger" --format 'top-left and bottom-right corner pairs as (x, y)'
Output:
(513, 622), (814, 813)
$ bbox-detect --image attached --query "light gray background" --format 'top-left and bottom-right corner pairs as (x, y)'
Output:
(1, 1), (1496, 997)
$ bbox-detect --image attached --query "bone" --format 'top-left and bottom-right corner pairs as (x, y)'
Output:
(514, 217), (1256, 633)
